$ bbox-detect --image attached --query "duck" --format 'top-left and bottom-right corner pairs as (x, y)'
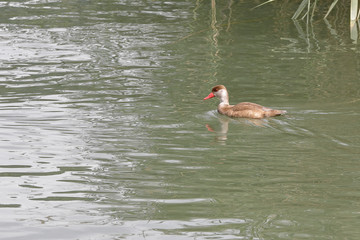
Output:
(203, 85), (286, 119)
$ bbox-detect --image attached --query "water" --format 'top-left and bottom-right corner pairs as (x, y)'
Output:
(1, 1), (360, 239)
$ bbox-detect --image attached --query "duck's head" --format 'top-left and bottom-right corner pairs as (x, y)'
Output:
(203, 85), (228, 100)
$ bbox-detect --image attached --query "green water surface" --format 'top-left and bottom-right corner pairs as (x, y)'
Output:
(0, 1), (359, 239)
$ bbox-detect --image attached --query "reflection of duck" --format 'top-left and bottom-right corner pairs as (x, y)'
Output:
(203, 85), (287, 119)
(206, 117), (229, 143)
(206, 117), (267, 143)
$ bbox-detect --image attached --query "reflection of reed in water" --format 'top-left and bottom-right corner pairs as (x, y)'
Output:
(186, 0), (360, 50)
(254, 0), (360, 42)
(211, 0), (219, 48)
(292, 0), (359, 42)
(254, 0), (359, 21)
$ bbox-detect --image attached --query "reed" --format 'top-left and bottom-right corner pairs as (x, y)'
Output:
(324, 0), (339, 19)
(254, 0), (360, 41)
(290, 0), (360, 20)
(255, 0), (359, 20)
(350, 0), (359, 20)
(292, 0), (309, 19)
(251, 0), (275, 10)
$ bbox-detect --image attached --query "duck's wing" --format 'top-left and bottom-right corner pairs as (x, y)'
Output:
(231, 102), (267, 111)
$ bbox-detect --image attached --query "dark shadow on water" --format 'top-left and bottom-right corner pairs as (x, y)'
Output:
(204, 111), (291, 144)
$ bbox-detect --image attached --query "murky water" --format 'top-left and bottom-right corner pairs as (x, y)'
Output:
(1, 1), (360, 239)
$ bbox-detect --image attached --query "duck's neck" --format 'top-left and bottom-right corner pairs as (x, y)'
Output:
(219, 92), (229, 105)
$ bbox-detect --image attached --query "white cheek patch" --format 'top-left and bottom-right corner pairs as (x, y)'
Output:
(217, 89), (225, 95)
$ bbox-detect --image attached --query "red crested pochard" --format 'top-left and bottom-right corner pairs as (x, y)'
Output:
(203, 85), (286, 119)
